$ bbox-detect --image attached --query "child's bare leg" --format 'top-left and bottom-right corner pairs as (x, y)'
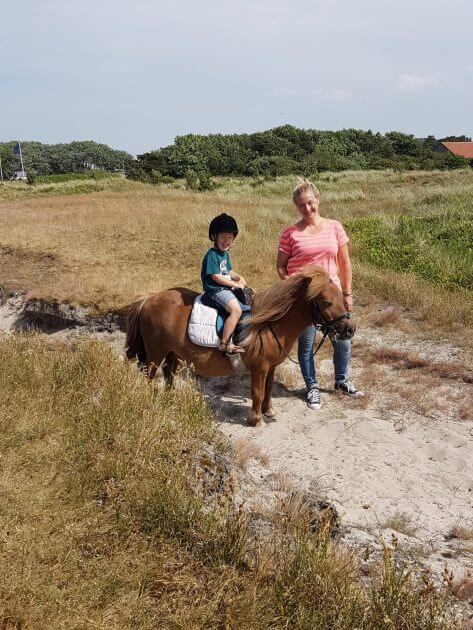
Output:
(221, 299), (243, 352)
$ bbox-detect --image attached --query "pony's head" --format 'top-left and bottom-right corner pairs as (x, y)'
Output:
(308, 278), (356, 340)
(247, 265), (356, 340)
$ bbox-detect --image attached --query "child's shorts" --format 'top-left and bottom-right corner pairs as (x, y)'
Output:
(208, 289), (237, 310)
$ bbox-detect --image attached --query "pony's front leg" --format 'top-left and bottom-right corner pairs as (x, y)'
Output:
(248, 368), (268, 428)
(262, 367), (276, 418)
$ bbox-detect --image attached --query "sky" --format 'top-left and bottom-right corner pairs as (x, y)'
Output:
(1, 0), (472, 155)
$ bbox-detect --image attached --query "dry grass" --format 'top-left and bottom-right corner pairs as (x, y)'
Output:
(380, 511), (419, 537)
(275, 363), (301, 390)
(371, 306), (403, 328)
(447, 522), (473, 542)
(351, 340), (473, 420)
(1, 171), (472, 340)
(367, 348), (473, 385)
(233, 437), (270, 471)
(450, 572), (473, 603)
(0, 335), (463, 628)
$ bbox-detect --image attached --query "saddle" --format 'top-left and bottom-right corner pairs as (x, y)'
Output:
(188, 290), (252, 348)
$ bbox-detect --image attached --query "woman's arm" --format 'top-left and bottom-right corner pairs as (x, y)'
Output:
(337, 244), (353, 312)
(276, 251), (290, 280)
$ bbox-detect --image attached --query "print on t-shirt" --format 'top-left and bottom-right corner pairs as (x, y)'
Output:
(220, 259), (230, 276)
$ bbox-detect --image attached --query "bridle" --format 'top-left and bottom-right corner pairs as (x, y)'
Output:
(268, 297), (351, 366)
(310, 299), (351, 337)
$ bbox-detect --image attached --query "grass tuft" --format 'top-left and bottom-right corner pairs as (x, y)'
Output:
(380, 511), (419, 537)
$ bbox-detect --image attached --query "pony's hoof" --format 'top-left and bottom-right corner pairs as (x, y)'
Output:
(247, 416), (265, 428)
(263, 408), (276, 418)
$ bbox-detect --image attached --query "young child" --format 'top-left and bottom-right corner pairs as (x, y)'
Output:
(201, 213), (247, 354)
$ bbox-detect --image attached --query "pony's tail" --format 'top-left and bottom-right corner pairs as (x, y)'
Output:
(125, 297), (147, 365)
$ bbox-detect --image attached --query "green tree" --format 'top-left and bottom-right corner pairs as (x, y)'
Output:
(385, 132), (421, 156)
(0, 140), (132, 177)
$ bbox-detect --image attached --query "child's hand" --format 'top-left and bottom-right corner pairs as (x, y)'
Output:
(238, 277), (247, 288)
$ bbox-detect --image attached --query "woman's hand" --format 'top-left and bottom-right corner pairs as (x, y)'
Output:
(343, 295), (353, 312)
(276, 251), (290, 280)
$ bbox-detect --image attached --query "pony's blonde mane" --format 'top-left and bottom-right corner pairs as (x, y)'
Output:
(246, 265), (329, 331)
(242, 266), (329, 362)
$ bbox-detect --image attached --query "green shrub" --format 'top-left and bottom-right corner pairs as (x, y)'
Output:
(185, 168), (216, 191)
(347, 208), (473, 291)
(36, 171), (115, 183)
(149, 170), (174, 185)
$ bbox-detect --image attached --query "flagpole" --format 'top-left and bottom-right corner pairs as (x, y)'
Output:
(18, 142), (25, 177)
(0, 156), (3, 181)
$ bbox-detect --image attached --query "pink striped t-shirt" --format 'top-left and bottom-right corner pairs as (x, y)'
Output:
(278, 220), (349, 288)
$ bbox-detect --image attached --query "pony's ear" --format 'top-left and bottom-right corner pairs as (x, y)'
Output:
(302, 266), (330, 300)
(300, 275), (312, 291)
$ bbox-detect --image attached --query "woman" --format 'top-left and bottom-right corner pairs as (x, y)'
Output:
(276, 178), (363, 410)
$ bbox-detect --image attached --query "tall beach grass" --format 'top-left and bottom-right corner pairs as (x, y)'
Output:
(0, 335), (462, 628)
(0, 169), (472, 333)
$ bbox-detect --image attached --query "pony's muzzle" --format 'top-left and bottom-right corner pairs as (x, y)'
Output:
(336, 319), (356, 340)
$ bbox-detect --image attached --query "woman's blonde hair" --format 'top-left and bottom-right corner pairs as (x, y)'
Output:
(292, 177), (320, 203)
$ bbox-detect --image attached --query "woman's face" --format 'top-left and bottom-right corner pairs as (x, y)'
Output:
(295, 191), (319, 220)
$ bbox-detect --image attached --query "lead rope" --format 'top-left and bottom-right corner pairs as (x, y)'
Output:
(267, 322), (329, 366)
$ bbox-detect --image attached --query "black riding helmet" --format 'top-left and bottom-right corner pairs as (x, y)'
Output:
(208, 213), (238, 241)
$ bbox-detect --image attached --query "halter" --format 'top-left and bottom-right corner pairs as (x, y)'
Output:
(310, 300), (351, 336)
(268, 297), (351, 366)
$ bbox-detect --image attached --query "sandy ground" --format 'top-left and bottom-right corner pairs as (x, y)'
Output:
(2, 294), (472, 581)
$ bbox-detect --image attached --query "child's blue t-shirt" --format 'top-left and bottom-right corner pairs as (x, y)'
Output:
(201, 247), (233, 294)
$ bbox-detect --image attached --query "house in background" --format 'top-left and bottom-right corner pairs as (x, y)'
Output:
(434, 141), (473, 159)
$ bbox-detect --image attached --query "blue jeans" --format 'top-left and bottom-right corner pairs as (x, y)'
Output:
(297, 325), (351, 390)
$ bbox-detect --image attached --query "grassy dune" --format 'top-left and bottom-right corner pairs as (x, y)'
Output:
(1, 172), (471, 626)
(0, 336), (461, 628)
(0, 169), (472, 333)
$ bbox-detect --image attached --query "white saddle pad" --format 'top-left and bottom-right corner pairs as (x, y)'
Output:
(188, 294), (220, 348)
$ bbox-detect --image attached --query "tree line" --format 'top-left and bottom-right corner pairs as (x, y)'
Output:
(128, 127), (472, 189)
(1, 130), (470, 186)
(0, 141), (132, 179)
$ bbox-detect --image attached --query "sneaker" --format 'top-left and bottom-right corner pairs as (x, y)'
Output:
(307, 386), (321, 410)
(334, 381), (364, 398)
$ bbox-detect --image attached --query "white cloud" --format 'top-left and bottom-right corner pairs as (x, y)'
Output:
(396, 74), (440, 91)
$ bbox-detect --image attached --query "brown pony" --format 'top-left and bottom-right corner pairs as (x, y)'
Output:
(125, 266), (356, 427)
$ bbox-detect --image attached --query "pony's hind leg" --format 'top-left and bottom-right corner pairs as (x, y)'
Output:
(162, 352), (179, 386)
(144, 350), (167, 380)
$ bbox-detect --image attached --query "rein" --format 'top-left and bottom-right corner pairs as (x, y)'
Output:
(268, 300), (351, 366)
